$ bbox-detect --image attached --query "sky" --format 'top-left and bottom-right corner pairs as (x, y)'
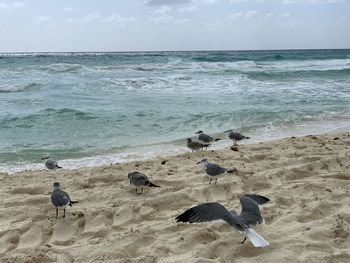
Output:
(0, 0), (349, 52)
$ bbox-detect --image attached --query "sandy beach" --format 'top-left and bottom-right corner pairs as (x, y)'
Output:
(1, 132), (350, 263)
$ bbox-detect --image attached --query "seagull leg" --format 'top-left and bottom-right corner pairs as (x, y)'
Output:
(56, 208), (58, 219)
(209, 179), (212, 184)
(241, 237), (247, 244)
(135, 188), (138, 194)
(140, 187), (143, 194)
(63, 208), (66, 218)
(215, 178), (217, 184)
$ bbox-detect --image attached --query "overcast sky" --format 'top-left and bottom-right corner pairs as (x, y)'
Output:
(1, 0), (349, 52)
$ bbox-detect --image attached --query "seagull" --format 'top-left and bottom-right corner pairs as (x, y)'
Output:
(41, 157), (62, 170)
(128, 171), (160, 194)
(197, 158), (237, 184)
(186, 138), (205, 152)
(50, 182), (78, 219)
(225, 130), (250, 145)
(175, 194), (270, 248)
(195, 131), (221, 150)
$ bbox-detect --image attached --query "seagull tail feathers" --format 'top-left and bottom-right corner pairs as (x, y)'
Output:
(245, 136), (250, 139)
(69, 201), (79, 206)
(226, 168), (238, 174)
(245, 228), (269, 248)
(148, 182), (160, 188)
(214, 138), (221, 141)
(56, 165), (63, 169)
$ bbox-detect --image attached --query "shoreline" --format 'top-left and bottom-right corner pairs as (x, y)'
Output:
(1, 131), (350, 262)
(2, 119), (350, 175)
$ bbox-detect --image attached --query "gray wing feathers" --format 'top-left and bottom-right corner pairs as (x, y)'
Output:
(198, 133), (214, 143)
(206, 163), (227, 176)
(229, 132), (246, 140)
(176, 202), (232, 223)
(239, 195), (270, 225)
(51, 190), (71, 207)
(45, 159), (62, 169)
(128, 172), (148, 186)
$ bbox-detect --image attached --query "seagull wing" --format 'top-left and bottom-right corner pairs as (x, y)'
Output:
(51, 190), (71, 207)
(198, 133), (214, 143)
(176, 202), (247, 231)
(229, 132), (245, 140)
(239, 194), (269, 225)
(206, 163), (227, 175)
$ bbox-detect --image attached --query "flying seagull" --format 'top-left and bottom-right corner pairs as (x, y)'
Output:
(175, 194), (270, 247)
(128, 171), (160, 194)
(186, 138), (205, 152)
(195, 131), (221, 150)
(225, 130), (250, 146)
(197, 158), (237, 184)
(41, 157), (62, 170)
(50, 182), (78, 219)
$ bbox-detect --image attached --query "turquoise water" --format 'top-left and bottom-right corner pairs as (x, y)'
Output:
(1, 49), (350, 172)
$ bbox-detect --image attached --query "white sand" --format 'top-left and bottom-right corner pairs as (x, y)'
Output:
(1, 132), (350, 263)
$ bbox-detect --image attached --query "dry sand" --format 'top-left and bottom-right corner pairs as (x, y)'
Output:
(1, 132), (350, 263)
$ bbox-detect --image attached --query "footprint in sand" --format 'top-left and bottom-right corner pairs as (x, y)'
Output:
(17, 224), (43, 249)
(50, 219), (82, 246)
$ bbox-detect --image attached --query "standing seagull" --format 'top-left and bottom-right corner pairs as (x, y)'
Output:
(41, 157), (62, 170)
(225, 129), (250, 146)
(197, 158), (237, 184)
(195, 131), (221, 150)
(128, 172), (160, 194)
(50, 182), (79, 219)
(186, 138), (205, 152)
(175, 194), (270, 248)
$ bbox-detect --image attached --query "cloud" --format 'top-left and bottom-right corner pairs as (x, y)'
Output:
(65, 12), (101, 24)
(144, 0), (191, 6)
(282, 0), (341, 3)
(64, 12), (138, 26)
(150, 13), (175, 24)
(284, 19), (303, 27)
(153, 5), (172, 14)
(199, 0), (218, 3)
(245, 10), (258, 18)
(12, 2), (24, 8)
(179, 5), (198, 12)
(229, 0), (340, 3)
(229, 10), (259, 19)
(0, 1), (24, 10)
(104, 14), (138, 25)
(34, 16), (51, 24)
(63, 7), (78, 12)
(280, 13), (291, 18)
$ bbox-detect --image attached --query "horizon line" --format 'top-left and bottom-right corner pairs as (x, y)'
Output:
(1, 47), (350, 54)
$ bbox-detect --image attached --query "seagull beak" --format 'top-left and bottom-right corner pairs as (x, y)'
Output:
(196, 161), (202, 164)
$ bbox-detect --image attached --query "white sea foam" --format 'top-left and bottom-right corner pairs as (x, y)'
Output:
(2, 118), (350, 175)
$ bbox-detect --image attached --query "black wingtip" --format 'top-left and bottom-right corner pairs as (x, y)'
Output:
(245, 136), (250, 139)
(214, 138), (221, 141)
(175, 210), (191, 223)
(244, 194), (270, 205)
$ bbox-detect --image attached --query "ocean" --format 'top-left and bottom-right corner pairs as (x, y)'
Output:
(1, 49), (350, 173)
